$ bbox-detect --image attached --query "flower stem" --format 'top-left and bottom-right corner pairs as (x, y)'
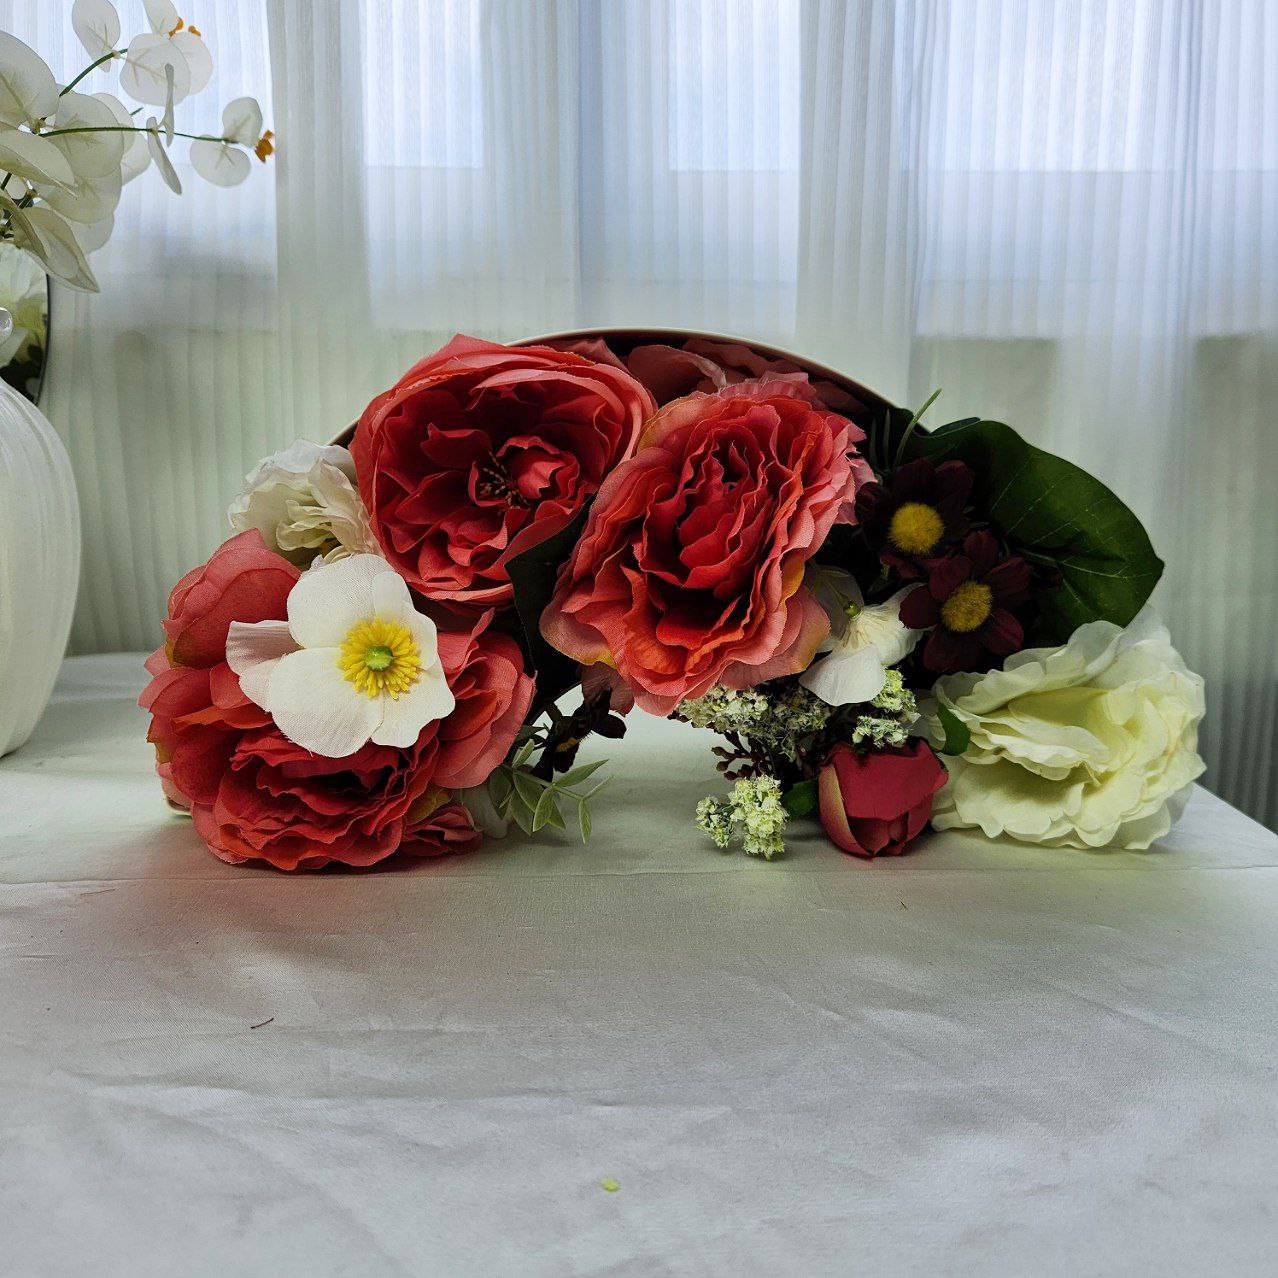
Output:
(39, 124), (234, 145)
(60, 49), (124, 96)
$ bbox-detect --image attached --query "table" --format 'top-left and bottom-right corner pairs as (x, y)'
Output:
(3, 656), (1278, 1276)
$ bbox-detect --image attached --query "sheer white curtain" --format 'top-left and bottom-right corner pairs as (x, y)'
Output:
(8, 0), (1277, 824)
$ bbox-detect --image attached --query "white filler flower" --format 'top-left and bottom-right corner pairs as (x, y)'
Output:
(226, 555), (455, 758)
(799, 566), (922, 706)
(920, 609), (1205, 850)
(229, 439), (379, 567)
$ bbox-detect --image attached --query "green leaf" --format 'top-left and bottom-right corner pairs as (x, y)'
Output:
(487, 768), (513, 811)
(511, 770), (545, 812)
(556, 758), (607, 788)
(934, 704), (971, 756)
(510, 793), (537, 836)
(505, 507), (590, 706)
(578, 800), (592, 844)
(532, 786), (560, 833)
(782, 779), (818, 818)
(907, 419), (1163, 642)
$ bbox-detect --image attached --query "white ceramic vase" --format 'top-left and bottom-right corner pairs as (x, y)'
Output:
(0, 346), (80, 755)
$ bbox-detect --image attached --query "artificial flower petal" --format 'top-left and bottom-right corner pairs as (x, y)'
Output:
(47, 89), (127, 180)
(286, 553), (391, 649)
(372, 670), (456, 748)
(801, 643), (888, 707)
(0, 127), (75, 189)
(10, 204), (99, 291)
(189, 138), (250, 187)
(72, 0), (122, 61)
(226, 618), (298, 709)
(120, 34), (191, 108)
(170, 30), (212, 95)
(144, 118), (181, 192)
(220, 95), (263, 147)
(267, 646), (382, 759)
(0, 32), (59, 128)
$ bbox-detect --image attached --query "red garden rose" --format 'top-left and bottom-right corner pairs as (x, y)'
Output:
(351, 335), (656, 606)
(818, 740), (948, 858)
(540, 379), (873, 715)
(140, 532), (533, 871)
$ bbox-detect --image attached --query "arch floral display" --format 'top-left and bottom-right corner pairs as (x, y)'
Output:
(141, 330), (1205, 870)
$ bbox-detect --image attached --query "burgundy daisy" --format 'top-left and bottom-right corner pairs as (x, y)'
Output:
(854, 458), (973, 577)
(900, 531), (1031, 673)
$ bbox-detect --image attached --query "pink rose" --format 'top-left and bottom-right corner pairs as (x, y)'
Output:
(541, 379), (871, 715)
(818, 741), (948, 858)
(140, 537), (533, 871)
(352, 335), (655, 606)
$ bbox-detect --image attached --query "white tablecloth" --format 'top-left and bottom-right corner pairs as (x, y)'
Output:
(3, 655), (1278, 1276)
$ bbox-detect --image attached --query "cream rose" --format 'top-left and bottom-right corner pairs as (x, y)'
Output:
(920, 610), (1205, 849)
(228, 440), (379, 567)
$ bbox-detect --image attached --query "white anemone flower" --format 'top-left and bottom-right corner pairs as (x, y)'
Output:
(799, 566), (922, 706)
(227, 555), (455, 759)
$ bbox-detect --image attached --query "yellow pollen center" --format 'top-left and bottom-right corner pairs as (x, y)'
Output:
(888, 502), (945, 556)
(338, 619), (422, 699)
(940, 581), (994, 633)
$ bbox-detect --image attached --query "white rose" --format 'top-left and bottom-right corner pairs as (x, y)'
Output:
(228, 440), (380, 567)
(920, 609), (1205, 849)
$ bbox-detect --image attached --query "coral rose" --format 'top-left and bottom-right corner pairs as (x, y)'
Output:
(540, 379), (872, 715)
(352, 335), (655, 606)
(140, 533), (533, 870)
(818, 740), (948, 858)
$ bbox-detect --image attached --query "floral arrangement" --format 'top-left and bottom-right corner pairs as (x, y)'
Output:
(140, 332), (1206, 870)
(0, 3), (272, 294)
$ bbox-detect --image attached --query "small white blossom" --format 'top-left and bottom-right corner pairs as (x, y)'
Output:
(694, 775), (789, 859)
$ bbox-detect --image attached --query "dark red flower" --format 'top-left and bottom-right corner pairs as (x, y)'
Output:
(818, 740), (948, 858)
(899, 531), (1031, 672)
(855, 458), (973, 577)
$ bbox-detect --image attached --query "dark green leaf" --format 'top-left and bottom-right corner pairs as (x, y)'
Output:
(907, 419), (1163, 642)
(487, 768), (513, 811)
(782, 779), (818, 818)
(934, 704), (971, 756)
(505, 507), (590, 705)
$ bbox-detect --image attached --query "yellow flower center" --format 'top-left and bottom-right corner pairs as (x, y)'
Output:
(338, 619), (422, 699)
(940, 581), (994, 633)
(888, 502), (945, 556)
(254, 130), (275, 163)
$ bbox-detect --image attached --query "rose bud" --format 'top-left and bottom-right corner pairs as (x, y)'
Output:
(818, 740), (948, 858)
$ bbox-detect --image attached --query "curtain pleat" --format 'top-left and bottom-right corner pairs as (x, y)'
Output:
(8, 0), (1276, 826)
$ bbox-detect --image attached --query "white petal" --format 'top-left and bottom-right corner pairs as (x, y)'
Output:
(49, 89), (127, 180)
(267, 647), (381, 758)
(37, 165), (122, 224)
(120, 34), (191, 107)
(93, 92), (149, 181)
(144, 119), (181, 193)
(226, 619), (297, 709)
(286, 553), (392, 648)
(221, 95), (263, 147)
(0, 33), (59, 128)
(370, 567), (414, 624)
(144, 0), (180, 36)
(189, 138), (250, 187)
(0, 128), (75, 189)
(800, 645), (887, 707)
(170, 31), (212, 95)
(372, 669), (456, 748)
(72, 0), (122, 61)
(10, 204), (98, 291)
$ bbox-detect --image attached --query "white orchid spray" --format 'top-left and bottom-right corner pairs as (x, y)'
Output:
(0, 1), (272, 293)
